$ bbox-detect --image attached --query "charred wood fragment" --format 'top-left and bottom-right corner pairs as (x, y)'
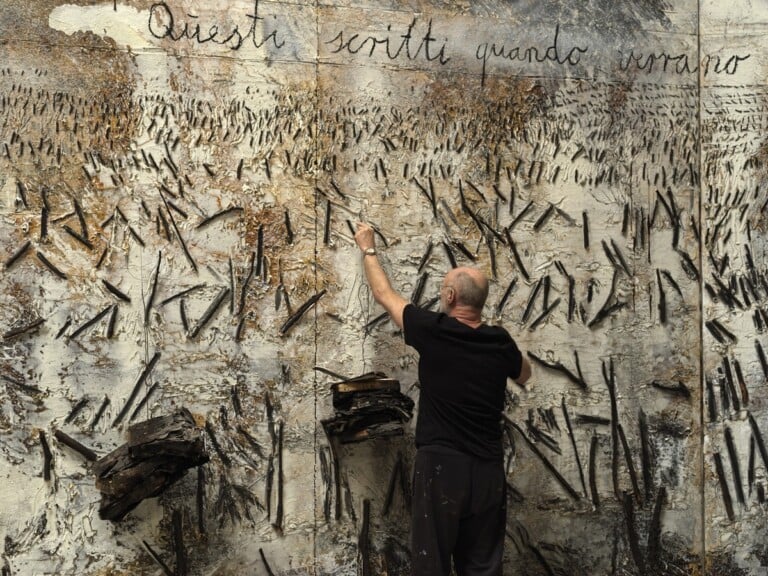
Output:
(95, 408), (208, 521)
(322, 374), (414, 443)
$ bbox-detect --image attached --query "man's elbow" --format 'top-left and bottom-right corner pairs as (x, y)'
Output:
(515, 359), (532, 386)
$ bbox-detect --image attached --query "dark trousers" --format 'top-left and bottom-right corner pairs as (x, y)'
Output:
(411, 446), (506, 576)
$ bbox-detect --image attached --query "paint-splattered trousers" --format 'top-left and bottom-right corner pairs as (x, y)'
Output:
(411, 445), (506, 576)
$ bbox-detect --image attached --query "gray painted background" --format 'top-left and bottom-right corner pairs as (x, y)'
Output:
(0, 1), (766, 574)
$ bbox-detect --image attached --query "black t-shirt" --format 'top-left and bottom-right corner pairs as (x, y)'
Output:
(403, 304), (523, 460)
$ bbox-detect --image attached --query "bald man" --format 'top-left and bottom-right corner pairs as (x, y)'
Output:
(354, 223), (531, 576)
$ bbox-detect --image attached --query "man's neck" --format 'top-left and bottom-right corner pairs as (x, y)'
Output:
(448, 306), (482, 328)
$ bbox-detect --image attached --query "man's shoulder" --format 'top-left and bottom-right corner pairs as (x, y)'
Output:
(404, 303), (441, 320)
(403, 303), (443, 335)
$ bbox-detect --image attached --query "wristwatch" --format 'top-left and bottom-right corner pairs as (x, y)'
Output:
(363, 248), (376, 256)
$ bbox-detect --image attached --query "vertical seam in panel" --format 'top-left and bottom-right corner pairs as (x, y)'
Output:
(313, 2), (321, 574)
(697, 0), (706, 572)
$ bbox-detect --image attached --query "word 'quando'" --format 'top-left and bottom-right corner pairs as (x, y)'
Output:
(476, 25), (589, 86)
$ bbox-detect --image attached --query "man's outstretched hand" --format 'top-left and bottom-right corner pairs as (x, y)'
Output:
(354, 222), (376, 252)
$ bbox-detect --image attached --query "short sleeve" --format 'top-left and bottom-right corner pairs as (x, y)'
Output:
(507, 340), (523, 380)
(402, 304), (433, 351)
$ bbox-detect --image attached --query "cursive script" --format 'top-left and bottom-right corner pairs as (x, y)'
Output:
(476, 25), (588, 86)
(148, 0), (285, 52)
(618, 49), (749, 76)
(325, 18), (450, 66)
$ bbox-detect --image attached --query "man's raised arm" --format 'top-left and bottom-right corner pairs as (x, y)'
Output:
(354, 222), (408, 329)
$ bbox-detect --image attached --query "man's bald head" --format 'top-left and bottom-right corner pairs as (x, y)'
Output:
(444, 267), (489, 311)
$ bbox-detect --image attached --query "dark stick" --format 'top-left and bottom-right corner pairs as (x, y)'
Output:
(359, 499), (371, 576)
(504, 228), (530, 281)
(113, 352), (161, 428)
(417, 240), (433, 274)
(228, 257), (235, 313)
(144, 251), (162, 325)
(259, 549), (276, 576)
(129, 381), (159, 422)
(617, 424), (642, 505)
(724, 426), (745, 505)
(159, 189), (197, 272)
(733, 359), (749, 407)
(196, 207), (244, 229)
(383, 456), (402, 516)
(90, 396), (110, 430)
(64, 397), (89, 424)
(589, 434), (600, 508)
(160, 284), (207, 306)
(69, 306), (112, 340)
(319, 448), (332, 523)
(143, 541), (174, 576)
(622, 492), (646, 575)
(533, 204), (555, 231)
(4, 240), (31, 269)
(265, 456), (274, 520)
(102, 280), (131, 302)
(713, 452), (735, 521)
(3, 318), (45, 340)
(748, 435), (756, 496)
(284, 209), (294, 244)
(561, 398), (588, 498)
(706, 377), (718, 422)
(40, 430), (53, 481)
(442, 241), (457, 269)
(656, 269), (667, 325)
(189, 287), (230, 339)
(603, 359), (621, 501)
(62, 225), (93, 250)
(505, 417), (580, 500)
(521, 279), (542, 324)
(528, 297), (561, 330)
(255, 225), (264, 277)
(639, 409), (654, 501)
(236, 425), (267, 461)
(180, 299), (189, 332)
(36, 251), (67, 279)
(106, 305), (118, 339)
(646, 486), (667, 570)
(53, 429), (97, 461)
(197, 466), (206, 534)
(495, 277), (517, 317)
(527, 352), (586, 388)
(172, 509), (187, 576)
(279, 290), (326, 336)
(755, 340), (768, 380)
(323, 199), (332, 245)
(272, 421), (284, 532)
(722, 357), (741, 412)
(509, 200), (533, 229)
(205, 421), (231, 467)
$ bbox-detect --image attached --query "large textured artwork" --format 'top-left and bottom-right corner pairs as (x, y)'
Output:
(1, 1), (767, 574)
